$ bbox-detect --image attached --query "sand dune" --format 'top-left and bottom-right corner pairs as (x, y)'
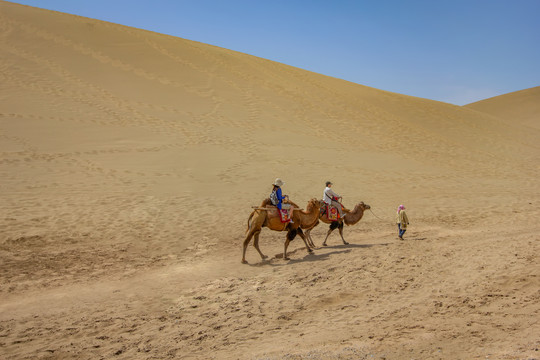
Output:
(465, 86), (540, 130)
(0, 1), (539, 359)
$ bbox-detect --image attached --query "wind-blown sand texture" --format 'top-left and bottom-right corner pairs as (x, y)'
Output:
(0, 2), (538, 359)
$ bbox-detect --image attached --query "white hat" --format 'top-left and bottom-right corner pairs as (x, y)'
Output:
(273, 178), (284, 187)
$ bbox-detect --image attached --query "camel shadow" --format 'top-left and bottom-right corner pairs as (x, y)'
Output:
(313, 243), (389, 250)
(246, 242), (390, 267)
(247, 249), (351, 267)
(249, 249), (351, 267)
(287, 249), (352, 264)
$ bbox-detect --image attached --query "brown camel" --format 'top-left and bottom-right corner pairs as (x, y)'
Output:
(304, 201), (371, 248)
(242, 198), (322, 264)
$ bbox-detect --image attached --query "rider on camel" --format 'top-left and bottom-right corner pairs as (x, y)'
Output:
(323, 181), (344, 219)
(270, 178), (293, 223)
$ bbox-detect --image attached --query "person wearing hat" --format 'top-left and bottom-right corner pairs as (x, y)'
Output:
(323, 181), (344, 219)
(396, 204), (409, 239)
(270, 178), (293, 222)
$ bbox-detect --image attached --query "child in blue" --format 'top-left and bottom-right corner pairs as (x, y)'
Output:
(270, 178), (293, 222)
(270, 178), (287, 209)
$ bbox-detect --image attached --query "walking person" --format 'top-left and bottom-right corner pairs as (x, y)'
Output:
(396, 204), (409, 239)
(323, 181), (344, 219)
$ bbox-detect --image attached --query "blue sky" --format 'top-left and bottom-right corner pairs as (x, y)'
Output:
(7, 0), (540, 105)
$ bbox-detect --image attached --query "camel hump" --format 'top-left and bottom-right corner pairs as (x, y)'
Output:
(287, 199), (299, 208)
(260, 198), (273, 207)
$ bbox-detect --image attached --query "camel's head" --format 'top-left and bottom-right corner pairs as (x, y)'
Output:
(359, 201), (370, 210)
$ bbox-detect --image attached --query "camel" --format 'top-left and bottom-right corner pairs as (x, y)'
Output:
(242, 198), (323, 264)
(304, 201), (371, 248)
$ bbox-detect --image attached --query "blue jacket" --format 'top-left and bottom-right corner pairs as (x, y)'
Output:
(271, 187), (286, 209)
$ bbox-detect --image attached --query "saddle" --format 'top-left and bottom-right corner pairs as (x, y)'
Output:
(264, 204), (292, 223)
(321, 203), (344, 221)
(258, 198), (294, 223)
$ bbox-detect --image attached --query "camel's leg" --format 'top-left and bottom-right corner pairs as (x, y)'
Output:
(308, 231), (316, 248)
(242, 229), (257, 264)
(253, 231), (268, 260)
(305, 219), (320, 249)
(283, 228), (297, 260)
(283, 238), (291, 261)
(296, 228), (313, 254)
(322, 228), (333, 246)
(322, 222), (339, 246)
(338, 222), (349, 245)
(305, 228), (316, 248)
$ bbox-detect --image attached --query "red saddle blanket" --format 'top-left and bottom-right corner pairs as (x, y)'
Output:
(326, 205), (343, 221)
(265, 205), (291, 223)
(279, 209), (291, 223)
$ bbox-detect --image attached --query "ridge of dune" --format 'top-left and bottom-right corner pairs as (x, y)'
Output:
(465, 86), (540, 130)
(0, 1), (539, 359)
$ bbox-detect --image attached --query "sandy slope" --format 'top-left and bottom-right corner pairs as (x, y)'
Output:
(465, 86), (540, 130)
(0, 1), (539, 359)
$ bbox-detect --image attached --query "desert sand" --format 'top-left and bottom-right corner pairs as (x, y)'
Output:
(0, 2), (538, 359)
